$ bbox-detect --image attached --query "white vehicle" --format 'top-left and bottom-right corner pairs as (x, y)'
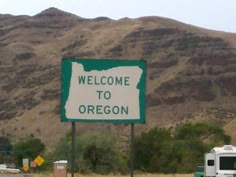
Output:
(0, 164), (20, 174)
(205, 145), (236, 177)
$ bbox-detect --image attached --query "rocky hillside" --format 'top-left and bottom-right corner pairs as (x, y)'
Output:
(0, 8), (236, 148)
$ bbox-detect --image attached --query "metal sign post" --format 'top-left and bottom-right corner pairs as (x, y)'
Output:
(71, 122), (75, 177)
(130, 123), (134, 177)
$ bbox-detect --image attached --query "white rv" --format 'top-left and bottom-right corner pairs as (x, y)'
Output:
(205, 145), (236, 177)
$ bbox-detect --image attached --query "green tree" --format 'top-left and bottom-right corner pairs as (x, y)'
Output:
(79, 131), (128, 174)
(175, 123), (231, 144)
(0, 136), (13, 163)
(134, 128), (171, 172)
(49, 130), (128, 174)
(13, 136), (45, 167)
(134, 123), (231, 173)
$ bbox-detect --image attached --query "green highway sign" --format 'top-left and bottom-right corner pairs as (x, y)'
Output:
(61, 58), (146, 123)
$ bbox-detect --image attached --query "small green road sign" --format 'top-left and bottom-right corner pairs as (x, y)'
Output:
(61, 58), (146, 123)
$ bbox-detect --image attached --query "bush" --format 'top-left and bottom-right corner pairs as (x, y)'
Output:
(134, 128), (171, 172)
(175, 123), (231, 144)
(0, 136), (13, 163)
(49, 130), (128, 174)
(134, 123), (230, 173)
(13, 136), (45, 167)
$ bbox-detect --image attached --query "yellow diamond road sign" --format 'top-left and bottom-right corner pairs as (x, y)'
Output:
(22, 165), (29, 172)
(34, 155), (45, 166)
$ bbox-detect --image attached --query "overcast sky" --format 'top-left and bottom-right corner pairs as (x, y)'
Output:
(0, 0), (235, 33)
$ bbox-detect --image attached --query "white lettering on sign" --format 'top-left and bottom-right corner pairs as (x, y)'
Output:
(56, 165), (64, 170)
(65, 62), (142, 120)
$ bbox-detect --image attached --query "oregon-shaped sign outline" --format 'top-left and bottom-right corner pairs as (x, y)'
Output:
(61, 58), (146, 123)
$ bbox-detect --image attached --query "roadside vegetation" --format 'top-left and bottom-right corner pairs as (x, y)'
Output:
(0, 122), (230, 174)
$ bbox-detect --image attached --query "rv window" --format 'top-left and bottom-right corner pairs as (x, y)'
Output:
(208, 160), (214, 166)
(220, 157), (236, 170)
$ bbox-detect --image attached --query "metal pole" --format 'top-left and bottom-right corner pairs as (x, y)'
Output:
(130, 123), (134, 177)
(71, 122), (76, 177)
